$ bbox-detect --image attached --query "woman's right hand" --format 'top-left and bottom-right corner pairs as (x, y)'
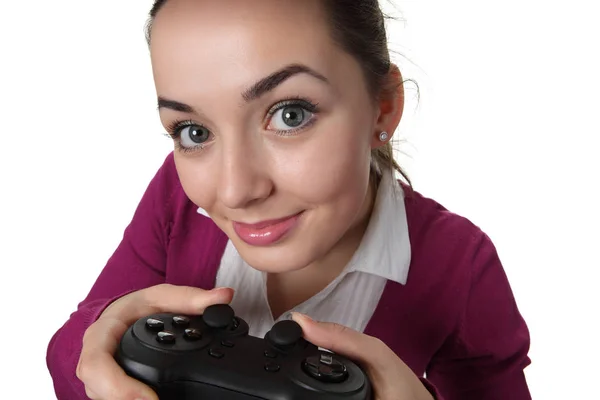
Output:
(76, 284), (234, 400)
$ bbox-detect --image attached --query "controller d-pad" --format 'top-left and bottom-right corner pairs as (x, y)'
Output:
(302, 353), (348, 383)
(156, 331), (176, 344)
(146, 318), (164, 331)
(184, 328), (202, 341)
(172, 316), (190, 327)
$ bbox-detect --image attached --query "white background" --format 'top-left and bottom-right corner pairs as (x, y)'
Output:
(0, 0), (598, 398)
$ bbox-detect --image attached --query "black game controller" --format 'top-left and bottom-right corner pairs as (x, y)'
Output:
(115, 304), (372, 399)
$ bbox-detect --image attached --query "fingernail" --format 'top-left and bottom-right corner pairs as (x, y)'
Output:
(209, 287), (228, 296)
(291, 312), (314, 323)
(212, 287), (232, 292)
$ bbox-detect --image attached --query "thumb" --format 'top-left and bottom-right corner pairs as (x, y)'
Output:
(142, 284), (235, 314)
(104, 285), (235, 321)
(291, 313), (383, 367)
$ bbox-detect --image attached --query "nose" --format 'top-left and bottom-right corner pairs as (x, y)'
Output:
(217, 138), (273, 210)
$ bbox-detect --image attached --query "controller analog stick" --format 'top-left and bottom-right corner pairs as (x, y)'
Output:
(202, 304), (235, 329)
(268, 320), (303, 347)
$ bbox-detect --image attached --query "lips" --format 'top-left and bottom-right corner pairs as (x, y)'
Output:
(232, 212), (303, 246)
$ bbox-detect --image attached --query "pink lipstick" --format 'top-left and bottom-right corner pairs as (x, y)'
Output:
(232, 212), (303, 246)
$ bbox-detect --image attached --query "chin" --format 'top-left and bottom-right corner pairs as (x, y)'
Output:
(238, 248), (314, 274)
(233, 241), (318, 274)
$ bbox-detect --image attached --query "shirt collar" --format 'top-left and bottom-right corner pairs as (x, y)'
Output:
(343, 170), (411, 285)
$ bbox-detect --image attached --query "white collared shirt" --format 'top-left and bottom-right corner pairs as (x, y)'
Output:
(207, 171), (412, 337)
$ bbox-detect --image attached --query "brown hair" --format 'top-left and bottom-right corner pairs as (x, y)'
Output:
(145, 0), (411, 187)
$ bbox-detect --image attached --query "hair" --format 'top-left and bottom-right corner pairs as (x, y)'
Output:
(145, 0), (412, 188)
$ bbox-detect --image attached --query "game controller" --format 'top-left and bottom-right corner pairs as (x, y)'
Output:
(115, 304), (372, 399)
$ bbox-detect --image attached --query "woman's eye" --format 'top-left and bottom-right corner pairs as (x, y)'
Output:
(268, 105), (314, 131)
(178, 124), (211, 148)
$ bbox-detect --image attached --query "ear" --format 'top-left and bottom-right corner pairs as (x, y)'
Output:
(370, 64), (405, 149)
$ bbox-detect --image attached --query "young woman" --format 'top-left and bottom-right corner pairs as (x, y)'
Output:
(46, 0), (532, 399)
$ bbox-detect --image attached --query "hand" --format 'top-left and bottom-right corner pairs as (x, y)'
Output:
(76, 284), (234, 400)
(291, 313), (434, 400)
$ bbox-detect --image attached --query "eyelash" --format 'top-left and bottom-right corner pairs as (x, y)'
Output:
(164, 120), (203, 153)
(266, 97), (320, 136)
(164, 97), (320, 151)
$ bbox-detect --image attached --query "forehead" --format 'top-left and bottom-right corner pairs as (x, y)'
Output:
(151, 0), (328, 41)
(149, 0), (347, 95)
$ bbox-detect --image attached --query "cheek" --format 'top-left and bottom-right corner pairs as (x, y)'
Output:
(272, 121), (373, 207)
(173, 155), (219, 209)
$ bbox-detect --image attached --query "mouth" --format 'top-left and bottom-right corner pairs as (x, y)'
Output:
(232, 211), (304, 247)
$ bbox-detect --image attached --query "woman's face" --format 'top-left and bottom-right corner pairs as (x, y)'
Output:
(150, 0), (395, 272)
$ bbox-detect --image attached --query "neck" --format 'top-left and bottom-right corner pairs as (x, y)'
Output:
(266, 173), (380, 319)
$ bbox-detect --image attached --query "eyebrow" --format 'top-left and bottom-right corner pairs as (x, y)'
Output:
(157, 63), (329, 113)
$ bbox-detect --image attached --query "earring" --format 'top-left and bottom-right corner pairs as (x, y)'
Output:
(379, 131), (389, 142)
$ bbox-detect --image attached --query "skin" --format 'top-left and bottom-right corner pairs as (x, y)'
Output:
(150, 0), (403, 316)
(75, 0), (434, 399)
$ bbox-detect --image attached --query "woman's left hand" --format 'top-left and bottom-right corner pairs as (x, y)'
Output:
(291, 313), (434, 400)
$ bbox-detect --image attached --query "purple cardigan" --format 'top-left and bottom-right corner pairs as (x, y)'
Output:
(46, 153), (532, 399)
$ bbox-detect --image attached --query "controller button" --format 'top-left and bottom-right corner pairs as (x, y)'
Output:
(156, 331), (176, 344)
(302, 354), (348, 383)
(221, 340), (235, 348)
(209, 348), (225, 359)
(264, 350), (278, 358)
(172, 316), (190, 327)
(268, 320), (303, 347)
(145, 318), (165, 331)
(203, 304), (235, 329)
(184, 328), (203, 341)
(264, 361), (281, 372)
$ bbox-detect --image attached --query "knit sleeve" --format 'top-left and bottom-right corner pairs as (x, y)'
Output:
(425, 232), (532, 399)
(46, 153), (178, 399)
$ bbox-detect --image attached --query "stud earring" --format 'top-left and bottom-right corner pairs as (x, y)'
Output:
(379, 131), (389, 142)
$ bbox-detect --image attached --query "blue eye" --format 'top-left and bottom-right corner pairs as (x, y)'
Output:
(166, 120), (213, 153)
(271, 106), (312, 130)
(178, 124), (211, 147)
(266, 99), (319, 135)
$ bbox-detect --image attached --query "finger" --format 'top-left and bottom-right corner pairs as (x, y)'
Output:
(291, 313), (391, 369)
(145, 284), (235, 314)
(78, 317), (159, 400)
(104, 284), (234, 323)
